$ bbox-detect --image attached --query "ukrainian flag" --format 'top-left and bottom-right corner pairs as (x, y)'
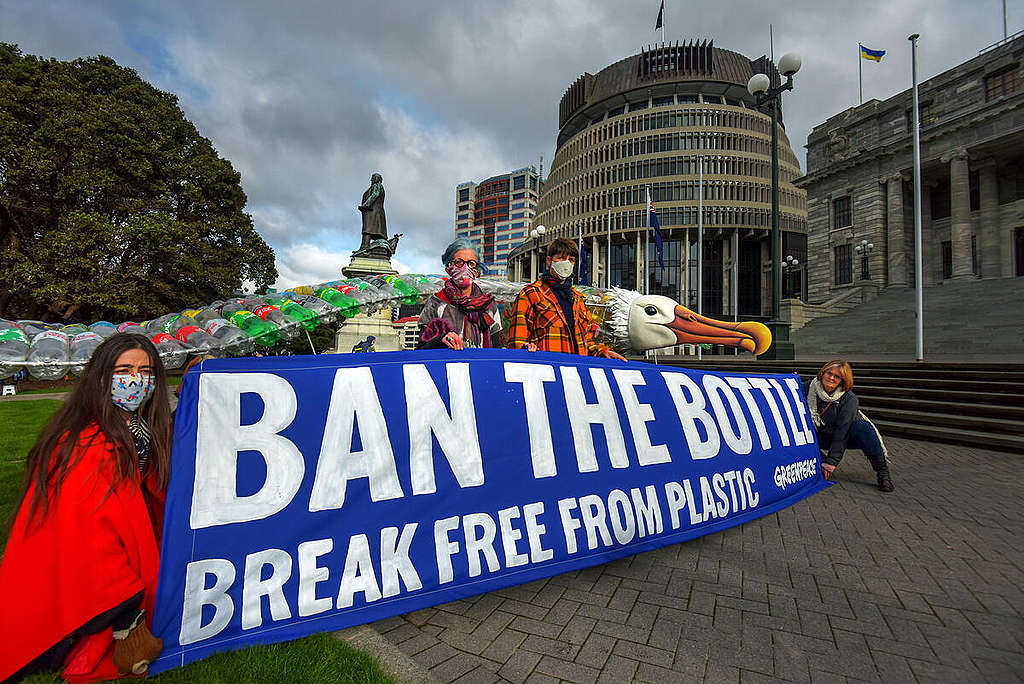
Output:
(860, 45), (886, 62)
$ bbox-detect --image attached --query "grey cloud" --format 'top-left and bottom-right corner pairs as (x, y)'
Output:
(2, 0), (1017, 286)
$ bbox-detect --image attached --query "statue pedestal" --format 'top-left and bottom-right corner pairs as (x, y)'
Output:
(334, 307), (402, 353)
(335, 253), (402, 354)
(342, 255), (397, 279)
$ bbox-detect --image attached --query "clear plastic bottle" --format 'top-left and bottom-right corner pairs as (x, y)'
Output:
(289, 294), (339, 323)
(90, 321), (118, 338)
(204, 318), (254, 355)
(150, 333), (188, 369)
(174, 325), (219, 354)
(69, 331), (104, 375)
(117, 322), (147, 336)
(27, 330), (70, 380)
(263, 295), (320, 331)
(245, 300), (297, 339)
(0, 321), (30, 379)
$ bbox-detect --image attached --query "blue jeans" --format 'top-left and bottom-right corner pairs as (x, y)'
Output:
(820, 415), (890, 477)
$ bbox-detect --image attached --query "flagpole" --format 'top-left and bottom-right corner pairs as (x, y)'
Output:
(858, 43), (863, 104)
(606, 209), (612, 288)
(577, 222), (582, 285)
(697, 156), (703, 361)
(661, 2), (665, 43)
(910, 33), (924, 362)
(645, 187), (650, 295)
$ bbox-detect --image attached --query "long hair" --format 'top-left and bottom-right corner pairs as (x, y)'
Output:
(17, 334), (173, 527)
(817, 359), (854, 392)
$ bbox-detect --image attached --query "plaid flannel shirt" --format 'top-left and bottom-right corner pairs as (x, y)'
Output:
(507, 279), (609, 356)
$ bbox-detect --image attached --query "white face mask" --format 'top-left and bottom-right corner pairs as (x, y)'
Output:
(550, 259), (574, 279)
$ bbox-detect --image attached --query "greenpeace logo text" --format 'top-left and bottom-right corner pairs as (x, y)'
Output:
(773, 459), (818, 491)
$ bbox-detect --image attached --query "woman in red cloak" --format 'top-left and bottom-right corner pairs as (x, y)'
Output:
(1, 334), (173, 682)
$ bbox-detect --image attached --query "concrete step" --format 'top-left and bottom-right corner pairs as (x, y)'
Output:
(873, 420), (1024, 453)
(864, 406), (1024, 436)
(855, 384), (1024, 406)
(858, 394), (1024, 421)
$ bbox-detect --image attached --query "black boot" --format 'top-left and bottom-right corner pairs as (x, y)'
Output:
(868, 455), (894, 493)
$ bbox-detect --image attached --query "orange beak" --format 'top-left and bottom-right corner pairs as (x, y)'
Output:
(665, 305), (772, 355)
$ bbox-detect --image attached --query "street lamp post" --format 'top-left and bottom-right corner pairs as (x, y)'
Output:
(855, 239), (874, 280)
(782, 254), (801, 300)
(529, 225), (547, 280)
(748, 52), (801, 360)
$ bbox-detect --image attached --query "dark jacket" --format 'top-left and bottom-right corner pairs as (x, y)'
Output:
(805, 380), (860, 465)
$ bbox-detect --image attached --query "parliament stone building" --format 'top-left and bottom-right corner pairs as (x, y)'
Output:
(795, 34), (1024, 304)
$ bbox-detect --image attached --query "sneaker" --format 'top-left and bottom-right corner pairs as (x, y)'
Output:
(877, 476), (895, 493)
(112, 621), (163, 675)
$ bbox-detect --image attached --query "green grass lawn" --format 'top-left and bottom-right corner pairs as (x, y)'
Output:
(1, 400), (393, 684)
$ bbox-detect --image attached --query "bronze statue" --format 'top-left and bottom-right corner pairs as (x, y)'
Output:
(357, 173), (388, 252)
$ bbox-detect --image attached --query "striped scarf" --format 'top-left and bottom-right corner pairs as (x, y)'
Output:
(128, 412), (151, 474)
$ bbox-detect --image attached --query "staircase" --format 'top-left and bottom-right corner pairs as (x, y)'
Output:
(790, 277), (1024, 360)
(644, 358), (1024, 453)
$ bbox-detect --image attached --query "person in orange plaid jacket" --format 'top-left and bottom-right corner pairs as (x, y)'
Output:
(507, 237), (626, 361)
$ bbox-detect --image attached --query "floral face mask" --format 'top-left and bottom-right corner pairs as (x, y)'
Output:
(446, 262), (478, 289)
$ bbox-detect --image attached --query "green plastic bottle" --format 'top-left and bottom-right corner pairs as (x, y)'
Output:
(315, 287), (362, 319)
(228, 310), (279, 346)
(383, 275), (419, 305)
(266, 295), (320, 330)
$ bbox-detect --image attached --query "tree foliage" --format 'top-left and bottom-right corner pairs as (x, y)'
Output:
(0, 43), (277, 323)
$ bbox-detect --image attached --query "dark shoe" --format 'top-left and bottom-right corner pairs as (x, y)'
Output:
(877, 476), (895, 493)
(113, 621), (163, 675)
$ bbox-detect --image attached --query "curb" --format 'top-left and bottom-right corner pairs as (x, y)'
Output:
(333, 624), (439, 684)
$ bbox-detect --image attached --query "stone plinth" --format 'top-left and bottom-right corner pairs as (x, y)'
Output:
(342, 255), (397, 279)
(334, 307), (401, 353)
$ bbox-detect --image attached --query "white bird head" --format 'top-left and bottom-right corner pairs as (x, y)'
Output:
(606, 288), (771, 354)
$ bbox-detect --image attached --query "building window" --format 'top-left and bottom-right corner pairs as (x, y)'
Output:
(972, 235), (978, 275)
(652, 95), (674, 107)
(985, 65), (1020, 101)
(513, 175), (526, 190)
(459, 188), (470, 202)
(931, 178), (951, 219)
(904, 101), (935, 131)
(833, 196), (852, 229)
(942, 241), (952, 279)
(834, 244), (852, 285)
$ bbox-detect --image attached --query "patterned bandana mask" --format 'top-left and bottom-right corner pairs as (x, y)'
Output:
(111, 373), (155, 412)
(445, 262), (478, 289)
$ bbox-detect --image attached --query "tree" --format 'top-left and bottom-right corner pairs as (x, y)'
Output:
(0, 43), (277, 323)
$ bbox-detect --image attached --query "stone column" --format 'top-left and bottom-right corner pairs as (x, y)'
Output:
(731, 231), (739, 314)
(530, 251), (537, 282)
(977, 159), (1000, 278)
(635, 231), (643, 293)
(591, 236), (600, 285)
(885, 174), (907, 286)
(944, 148), (973, 279)
(683, 232), (690, 307)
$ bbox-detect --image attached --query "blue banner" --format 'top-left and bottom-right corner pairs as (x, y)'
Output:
(151, 350), (827, 672)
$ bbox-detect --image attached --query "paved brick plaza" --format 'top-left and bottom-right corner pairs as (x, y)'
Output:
(372, 438), (1024, 683)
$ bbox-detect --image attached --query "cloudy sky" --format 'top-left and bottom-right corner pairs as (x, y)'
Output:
(2, 1), (1018, 288)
